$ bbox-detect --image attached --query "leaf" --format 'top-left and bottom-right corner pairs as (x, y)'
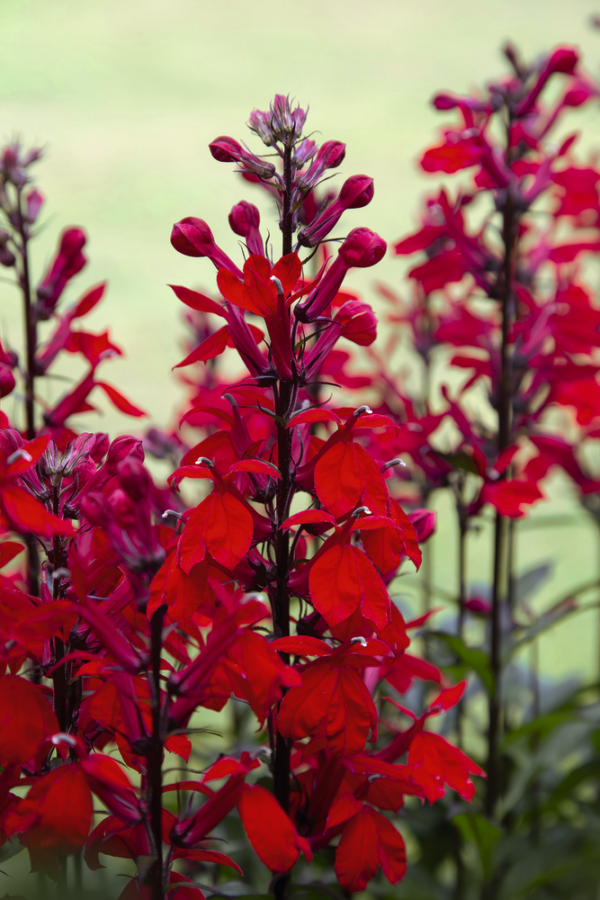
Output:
(430, 631), (493, 694)
(514, 563), (553, 604)
(433, 449), (481, 475)
(453, 813), (501, 879)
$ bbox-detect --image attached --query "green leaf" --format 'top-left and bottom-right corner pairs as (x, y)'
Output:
(432, 449), (480, 475)
(506, 597), (599, 659)
(542, 759), (600, 813)
(502, 709), (574, 746)
(430, 631), (493, 694)
(452, 813), (501, 879)
(514, 563), (552, 604)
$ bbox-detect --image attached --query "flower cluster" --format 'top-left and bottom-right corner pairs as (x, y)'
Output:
(0, 98), (482, 900)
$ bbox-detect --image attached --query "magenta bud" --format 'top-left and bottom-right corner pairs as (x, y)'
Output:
(0, 364), (15, 398)
(118, 457), (151, 503)
(319, 140), (346, 169)
(339, 175), (374, 210)
(209, 136), (243, 163)
(339, 228), (387, 268)
(334, 299), (378, 346)
(36, 227), (87, 314)
(548, 46), (579, 74)
(105, 436), (144, 474)
(408, 508), (437, 543)
(26, 188), (44, 224)
(80, 492), (113, 529)
(90, 433), (110, 463)
(72, 456), (96, 488)
(108, 487), (137, 529)
(228, 201), (260, 237)
(0, 246), (15, 268)
(171, 217), (216, 258)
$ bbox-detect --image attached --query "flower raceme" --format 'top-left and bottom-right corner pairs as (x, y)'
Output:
(0, 96), (483, 900)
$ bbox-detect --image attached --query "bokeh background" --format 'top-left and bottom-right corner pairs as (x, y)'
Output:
(1, 0), (600, 680)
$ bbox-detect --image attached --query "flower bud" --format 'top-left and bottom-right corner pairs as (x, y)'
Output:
(104, 436), (144, 475)
(171, 217), (244, 276)
(228, 201), (260, 237)
(547, 46), (579, 74)
(0, 364), (15, 398)
(26, 188), (44, 224)
(408, 508), (436, 543)
(0, 246), (15, 268)
(319, 140), (346, 169)
(209, 136), (243, 163)
(36, 227), (87, 316)
(171, 217), (216, 257)
(339, 175), (374, 210)
(228, 201), (264, 256)
(80, 492), (113, 529)
(118, 457), (151, 503)
(334, 299), (378, 346)
(109, 487), (137, 529)
(339, 228), (387, 268)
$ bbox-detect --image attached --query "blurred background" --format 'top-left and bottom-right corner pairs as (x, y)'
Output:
(1, 0), (600, 716)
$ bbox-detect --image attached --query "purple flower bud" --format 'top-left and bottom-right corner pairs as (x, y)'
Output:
(36, 227), (87, 317)
(339, 175), (374, 210)
(297, 141), (346, 193)
(0, 364), (15, 398)
(339, 228), (387, 268)
(0, 246), (15, 268)
(171, 217), (216, 257)
(228, 201), (260, 236)
(171, 217), (243, 276)
(210, 136), (244, 162)
(293, 139), (317, 168)
(298, 178), (375, 248)
(80, 492), (113, 530)
(516, 46), (580, 116)
(118, 457), (151, 503)
(109, 487), (137, 529)
(334, 299), (378, 346)
(104, 436), (145, 474)
(320, 140), (346, 169)
(248, 110), (275, 146)
(26, 188), (44, 224)
(228, 202), (264, 256)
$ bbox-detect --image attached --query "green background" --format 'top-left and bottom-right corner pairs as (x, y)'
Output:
(1, 0), (600, 678)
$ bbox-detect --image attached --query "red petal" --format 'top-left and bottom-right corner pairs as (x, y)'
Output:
(173, 327), (229, 368)
(238, 784), (308, 872)
(95, 382), (147, 417)
(0, 675), (59, 763)
(169, 284), (225, 315)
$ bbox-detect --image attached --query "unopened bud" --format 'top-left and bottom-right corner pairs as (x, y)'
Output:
(209, 136), (243, 163)
(229, 201), (260, 237)
(0, 365), (15, 398)
(171, 217), (216, 258)
(339, 228), (387, 268)
(118, 457), (151, 503)
(339, 175), (374, 210)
